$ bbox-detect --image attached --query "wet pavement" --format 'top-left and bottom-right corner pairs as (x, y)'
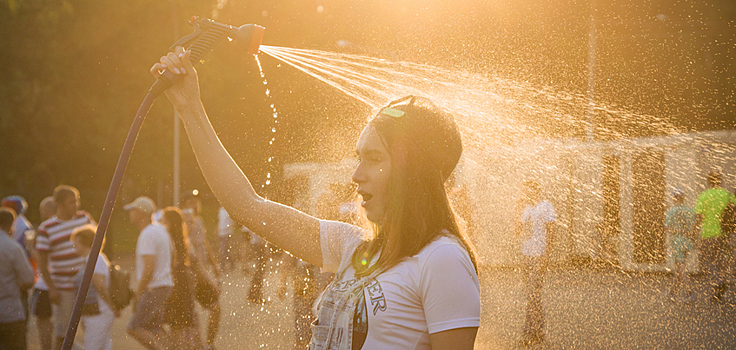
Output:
(477, 267), (736, 349)
(27, 256), (736, 349)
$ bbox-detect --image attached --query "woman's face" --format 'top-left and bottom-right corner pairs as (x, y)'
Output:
(351, 126), (392, 224)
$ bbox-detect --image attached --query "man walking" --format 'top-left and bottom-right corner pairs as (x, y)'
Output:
(515, 180), (557, 346)
(0, 207), (35, 350)
(124, 196), (173, 350)
(695, 172), (736, 302)
(35, 185), (96, 349)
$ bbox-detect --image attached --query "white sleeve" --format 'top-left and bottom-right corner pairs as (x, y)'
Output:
(218, 208), (234, 236)
(319, 220), (365, 273)
(419, 242), (481, 334)
(136, 228), (158, 256)
(93, 255), (109, 280)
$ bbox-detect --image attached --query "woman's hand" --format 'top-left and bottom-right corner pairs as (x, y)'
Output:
(150, 45), (201, 112)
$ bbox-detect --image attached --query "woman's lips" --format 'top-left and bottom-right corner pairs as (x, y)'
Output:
(360, 193), (373, 206)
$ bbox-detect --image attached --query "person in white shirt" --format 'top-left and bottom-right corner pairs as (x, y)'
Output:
(150, 49), (481, 350)
(124, 196), (173, 350)
(515, 180), (557, 346)
(71, 225), (118, 350)
(217, 207), (235, 272)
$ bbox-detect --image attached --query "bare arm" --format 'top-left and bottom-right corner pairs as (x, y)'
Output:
(151, 47), (322, 266)
(546, 221), (556, 253)
(545, 221), (556, 267)
(136, 255), (156, 297)
(514, 198), (526, 236)
(203, 237), (220, 277)
(14, 249), (34, 291)
(429, 327), (478, 349)
(91, 273), (118, 316)
(37, 250), (59, 304)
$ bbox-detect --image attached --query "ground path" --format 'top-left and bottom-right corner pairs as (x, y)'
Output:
(26, 256), (736, 349)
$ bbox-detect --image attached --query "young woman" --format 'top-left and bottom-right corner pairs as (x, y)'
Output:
(71, 225), (118, 350)
(151, 47), (481, 349)
(160, 207), (204, 350)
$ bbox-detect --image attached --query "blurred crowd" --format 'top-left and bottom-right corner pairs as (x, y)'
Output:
(0, 183), (357, 350)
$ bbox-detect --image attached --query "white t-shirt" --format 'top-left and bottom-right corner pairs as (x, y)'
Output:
(92, 253), (112, 314)
(320, 220), (481, 349)
(521, 200), (557, 257)
(135, 223), (173, 289)
(217, 207), (235, 238)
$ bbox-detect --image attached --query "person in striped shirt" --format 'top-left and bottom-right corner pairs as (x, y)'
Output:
(36, 185), (96, 350)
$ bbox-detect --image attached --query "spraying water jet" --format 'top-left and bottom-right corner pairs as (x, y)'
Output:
(61, 17), (264, 350)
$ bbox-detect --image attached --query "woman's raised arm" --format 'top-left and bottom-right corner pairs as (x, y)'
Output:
(151, 46), (322, 266)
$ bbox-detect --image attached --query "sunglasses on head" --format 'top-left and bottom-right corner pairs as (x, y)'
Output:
(378, 95), (417, 118)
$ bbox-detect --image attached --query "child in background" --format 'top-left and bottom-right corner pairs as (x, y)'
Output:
(71, 225), (118, 350)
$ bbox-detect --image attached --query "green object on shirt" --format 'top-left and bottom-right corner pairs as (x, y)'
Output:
(695, 187), (736, 239)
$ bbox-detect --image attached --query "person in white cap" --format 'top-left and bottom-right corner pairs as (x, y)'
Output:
(123, 196), (173, 350)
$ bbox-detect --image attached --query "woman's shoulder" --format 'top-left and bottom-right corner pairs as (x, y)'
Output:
(319, 220), (368, 273)
(414, 236), (479, 293)
(417, 235), (471, 267)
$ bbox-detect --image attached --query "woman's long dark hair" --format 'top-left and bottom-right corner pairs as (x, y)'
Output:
(352, 96), (478, 277)
(163, 206), (190, 266)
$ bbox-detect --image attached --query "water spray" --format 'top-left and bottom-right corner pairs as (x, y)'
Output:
(62, 17), (264, 350)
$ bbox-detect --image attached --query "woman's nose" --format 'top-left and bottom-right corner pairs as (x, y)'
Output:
(351, 163), (364, 184)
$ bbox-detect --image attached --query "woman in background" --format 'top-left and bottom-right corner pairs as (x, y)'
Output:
(161, 207), (203, 350)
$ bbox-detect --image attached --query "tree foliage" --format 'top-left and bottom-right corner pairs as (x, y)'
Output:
(0, 0), (734, 239)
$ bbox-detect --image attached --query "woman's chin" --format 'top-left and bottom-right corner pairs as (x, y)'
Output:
(365, 211), (383, 225)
